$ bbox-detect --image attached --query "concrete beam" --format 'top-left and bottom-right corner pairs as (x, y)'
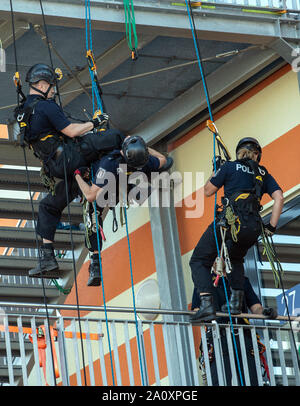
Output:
(0, 226), (85, 250)
(0, 0), (299, 44)
(0, 139), (40, 167)
(59, 34), (156, 107)
(0, 18), (30, 49)
(268, 38), (300, 65)
(131, 47), (278, 145)
(0, 198), (83, 223)
(0, 168), (44, 192)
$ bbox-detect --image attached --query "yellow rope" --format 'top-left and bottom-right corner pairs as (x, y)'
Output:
(225, 206), (240, 242)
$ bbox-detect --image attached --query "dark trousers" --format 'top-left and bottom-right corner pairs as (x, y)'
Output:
(209, 330), (259, 386)
(36, 133), (116, 244)
(190, 217), (261, 293)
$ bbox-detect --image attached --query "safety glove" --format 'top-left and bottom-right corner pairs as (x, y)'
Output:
(262, 307), (278, 319)
(74, 167), (90, 180)
(92, 110), (109, 129)
(264, 223), (276, 237)
(212, 155), (225, 172)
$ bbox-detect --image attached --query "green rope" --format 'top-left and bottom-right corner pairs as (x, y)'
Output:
(225, 206), (239, 243)
(260, 224), (283, 288)
(51, 278), (71, 295)
(123, 0), (138, 55)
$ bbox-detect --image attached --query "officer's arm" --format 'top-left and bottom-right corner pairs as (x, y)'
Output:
(61, 122), (94, 138)
(249, 303), (263, 314)
(204, 176), (219, 197)
(147, 147), (167, 169)
(269, 189), (284, 228)
(75, 174), (100, 202)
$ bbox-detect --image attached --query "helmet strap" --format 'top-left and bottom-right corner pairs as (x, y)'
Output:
(29, 83), (52, 99)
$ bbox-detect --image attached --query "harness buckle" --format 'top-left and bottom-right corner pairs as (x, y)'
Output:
(17, 113), (25, 122)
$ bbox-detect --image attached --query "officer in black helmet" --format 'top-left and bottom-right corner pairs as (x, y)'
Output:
(190, 137), (283, 322)
(18, 63), (126, 276)
(74, 135), (170, 286)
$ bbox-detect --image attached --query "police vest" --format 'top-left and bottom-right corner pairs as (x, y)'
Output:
(14, 97), (64, 162)
(222, 159), (268, 225)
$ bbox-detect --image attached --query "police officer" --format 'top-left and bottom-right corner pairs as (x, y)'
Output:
(190, 137), (283, 321)
(191, 275), (277, 386)
(20, 63), (126, 276)
(74, 136), (168, 286)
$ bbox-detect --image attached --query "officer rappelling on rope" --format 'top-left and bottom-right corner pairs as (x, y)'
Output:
(190, 136), (284, 322)
(74, 135), (172, 286)
(13, 62), (126, 277)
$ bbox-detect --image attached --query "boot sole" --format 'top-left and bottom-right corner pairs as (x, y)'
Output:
(87, 277), (101, 287)
(190, 313), (216, 323)
(28, 264), (59, 277)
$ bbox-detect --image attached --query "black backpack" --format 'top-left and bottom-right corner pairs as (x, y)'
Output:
(14, 96), (44, 146)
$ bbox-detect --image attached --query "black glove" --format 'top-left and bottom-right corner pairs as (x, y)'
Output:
(262, 307), (278, 319)
(92, 112), (109, 129)
(212, 155), (225, 172)
(264, 223), (276, 237)
(74, 167), (90, 180)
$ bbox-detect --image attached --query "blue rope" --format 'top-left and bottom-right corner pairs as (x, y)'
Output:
(123, 203), (146, 386)
(85, 0), (115, 385)
(85, 0), (146, 385)
(91, 172), (116, 387)
(184, 0), (244, 386)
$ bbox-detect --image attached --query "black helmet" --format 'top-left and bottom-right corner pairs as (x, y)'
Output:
(26, 63), (58, 85)
(236, 137), (262, 162)
(122, 136), (149, 169)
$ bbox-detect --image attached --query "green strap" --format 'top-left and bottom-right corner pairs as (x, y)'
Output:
(260, 224), (283, 288)
(123, 0), (138, 54)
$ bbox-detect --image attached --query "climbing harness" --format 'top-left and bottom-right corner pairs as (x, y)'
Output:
(28, 325), (60, 386)
(82, 196), (106, 250)
(40, 165), (56, 196)
(212, 227), (232, 288)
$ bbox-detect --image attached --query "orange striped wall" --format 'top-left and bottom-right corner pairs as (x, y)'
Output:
(0, 124), (8, 139)
(0, 124), (14, 254)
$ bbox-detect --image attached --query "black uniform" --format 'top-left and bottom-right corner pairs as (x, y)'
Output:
(192, 277), (264, 386)
(85, 150), (161, 251)
(22, 95), (125, 241)
(190, 159), (281, 294)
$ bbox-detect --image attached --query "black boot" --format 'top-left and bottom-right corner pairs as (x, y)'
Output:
(221, 289), (244, 315)
(87, 255), (101, 286)
(28, 244), (58, 276)
(190, 294), (216, 322)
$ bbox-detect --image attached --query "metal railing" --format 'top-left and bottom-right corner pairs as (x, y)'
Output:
(0, 302), (299, 386)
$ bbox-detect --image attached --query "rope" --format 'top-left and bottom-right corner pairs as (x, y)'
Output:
(260, 226), (300, 369)
(122, 196), (146, 386)
(123, 0), (138, 58)
(10, 0), (58, 385)
(85, 0), (116, 385)
(184, 0), (245, 386)
(85, 0), (146, 384)
(225, 206), (240, 243)
(38, 0), (88, 386)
